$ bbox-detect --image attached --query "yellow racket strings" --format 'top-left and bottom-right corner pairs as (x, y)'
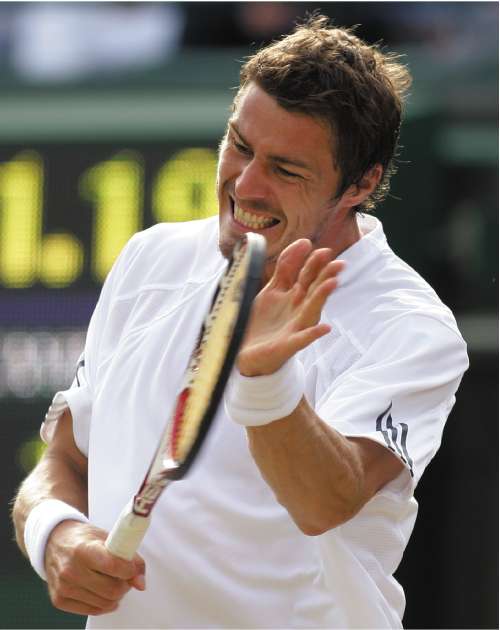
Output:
(172, 243), (248, 461)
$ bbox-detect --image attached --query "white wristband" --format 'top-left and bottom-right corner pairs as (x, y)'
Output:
(224, 357), (306, 427)
(24, 499), (89, 581)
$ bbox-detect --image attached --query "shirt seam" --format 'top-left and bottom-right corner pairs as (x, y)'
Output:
(111, 268), (224, 304)
(95, 274), (222, 375)
(316, 310), (464, 396)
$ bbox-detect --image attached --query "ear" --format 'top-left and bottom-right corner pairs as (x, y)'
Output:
(341, 164), (383, 209)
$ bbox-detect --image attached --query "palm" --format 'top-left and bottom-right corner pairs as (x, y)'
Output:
(237, 239), (344, 376)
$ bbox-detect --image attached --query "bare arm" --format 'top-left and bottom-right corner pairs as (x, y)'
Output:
(237, 240), (404, 535)
(12, 410), (145, 616)
(13, 409), (88, 556)
(247, 400), (403, 535)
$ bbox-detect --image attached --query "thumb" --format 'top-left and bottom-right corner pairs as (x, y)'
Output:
(128, 555), (146, 591)
(129, 573), (146, 591)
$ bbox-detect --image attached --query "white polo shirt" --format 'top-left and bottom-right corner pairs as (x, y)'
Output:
(43, 215), (468, 628)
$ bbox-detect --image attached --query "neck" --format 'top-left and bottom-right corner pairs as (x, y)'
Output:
(261, 212), (362, 284)
(315, 209), (361, 259)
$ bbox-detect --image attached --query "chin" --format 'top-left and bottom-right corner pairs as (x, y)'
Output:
(218, 237), (235, 260)
(218, 211), (246, 259)
(218, 223), (238, 260)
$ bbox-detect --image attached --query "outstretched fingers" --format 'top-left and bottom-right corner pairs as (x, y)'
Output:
(293, 256), (343, 318)
(298, 255), (343, 323)
(298, 276), (337, 328)
(308, 258), (344, 292)
(286, 322), (333, 356)
(296, 248), (334, 292)
(239, 240), (346, 372)
(270, 239), (313, 290)
(283, 277), (337, 356)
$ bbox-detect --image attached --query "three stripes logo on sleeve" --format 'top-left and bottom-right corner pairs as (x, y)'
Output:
(376, 403), (414, 477)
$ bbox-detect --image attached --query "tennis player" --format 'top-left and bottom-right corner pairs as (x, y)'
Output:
(13, 16), (468, 628)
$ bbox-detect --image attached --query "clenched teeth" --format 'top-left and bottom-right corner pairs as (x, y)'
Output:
(233, 204), (278, 229)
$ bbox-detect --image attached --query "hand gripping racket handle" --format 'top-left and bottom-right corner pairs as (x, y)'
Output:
(105, 499), (150, 561)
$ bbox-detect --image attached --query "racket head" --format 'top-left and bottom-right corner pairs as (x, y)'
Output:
(168, 231), (266, 479)
(132, 232), (266, 516)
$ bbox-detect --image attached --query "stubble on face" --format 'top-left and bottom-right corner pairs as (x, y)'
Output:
(217, 172), (343, 276)
(218, 198), (344, 289)
(215, 83), (361, 274)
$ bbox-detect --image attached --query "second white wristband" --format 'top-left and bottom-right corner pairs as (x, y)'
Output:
(224, 357), (306, 427)
(24, 499), (89, 581)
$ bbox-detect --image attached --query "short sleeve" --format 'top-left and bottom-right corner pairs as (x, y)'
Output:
(40, 232), (142, 457)
(316, 315), (469, 494)
(41, 352), (92, 456)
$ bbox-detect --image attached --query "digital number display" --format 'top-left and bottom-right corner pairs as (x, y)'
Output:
(0, 142), (220, 402)
(0, 144), (218, 290)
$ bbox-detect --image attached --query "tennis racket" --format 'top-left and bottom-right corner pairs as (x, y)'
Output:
(105, 232), (266, 560)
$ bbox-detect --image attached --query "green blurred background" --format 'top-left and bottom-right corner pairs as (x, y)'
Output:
(0, 2), (497, 628)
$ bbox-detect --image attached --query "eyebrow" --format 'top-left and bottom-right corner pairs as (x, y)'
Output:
(228, 122), (315, 173)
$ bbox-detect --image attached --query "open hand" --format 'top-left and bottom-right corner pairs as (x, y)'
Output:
(237, 239), (344, 376)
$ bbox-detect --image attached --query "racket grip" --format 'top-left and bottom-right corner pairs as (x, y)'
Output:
(105, 499), (150, 561)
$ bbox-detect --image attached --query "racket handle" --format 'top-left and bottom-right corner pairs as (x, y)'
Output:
(105, 499), (150, 561)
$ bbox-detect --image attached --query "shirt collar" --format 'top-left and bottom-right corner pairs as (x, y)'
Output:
(336, 214), (388, 287)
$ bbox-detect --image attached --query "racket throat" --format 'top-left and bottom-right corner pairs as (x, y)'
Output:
(133, 474), (174, 517)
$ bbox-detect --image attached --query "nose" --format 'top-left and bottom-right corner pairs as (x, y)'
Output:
(234, 158), (269, 203)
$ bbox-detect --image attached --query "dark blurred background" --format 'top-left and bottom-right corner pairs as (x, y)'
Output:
(0, 2), (497, 628)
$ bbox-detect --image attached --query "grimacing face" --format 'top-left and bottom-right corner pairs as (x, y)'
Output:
(217, 82), (368, 281)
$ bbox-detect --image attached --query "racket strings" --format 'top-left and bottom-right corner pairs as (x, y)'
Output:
(170, 242), (249, 462)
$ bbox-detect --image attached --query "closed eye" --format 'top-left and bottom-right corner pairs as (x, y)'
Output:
(276, 165), (302, 179)
(234, 139), (252, 156)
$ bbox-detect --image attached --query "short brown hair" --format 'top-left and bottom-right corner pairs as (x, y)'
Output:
(237, 15), (412, 212)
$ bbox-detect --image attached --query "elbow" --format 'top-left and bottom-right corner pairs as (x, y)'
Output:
(290, 476), (367, 536)
(296, 520), (336, 537)
(292, 500), (361, 537)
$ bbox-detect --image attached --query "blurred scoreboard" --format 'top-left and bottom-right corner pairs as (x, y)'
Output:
(0, 142), (219, 401)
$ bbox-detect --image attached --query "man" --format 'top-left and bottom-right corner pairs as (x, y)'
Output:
(13, 16), (468, 628)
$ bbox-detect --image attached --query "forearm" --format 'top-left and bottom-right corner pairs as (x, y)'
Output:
(13, 446), (88, 557)
(234, 243), (403, 534)
(246, 397), (366, 535)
